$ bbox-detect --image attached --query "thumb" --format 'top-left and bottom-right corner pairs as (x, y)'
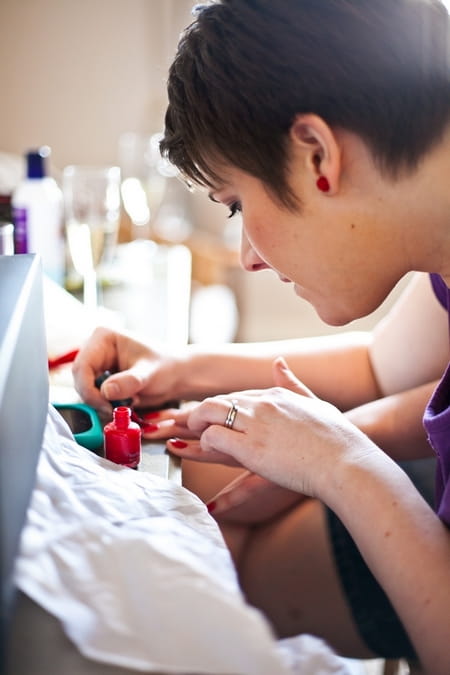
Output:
(100, 367), (148, 404)
(272, 356), (316, 398)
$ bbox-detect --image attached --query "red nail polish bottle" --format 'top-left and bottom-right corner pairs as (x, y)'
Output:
(104, 406), (142, 469)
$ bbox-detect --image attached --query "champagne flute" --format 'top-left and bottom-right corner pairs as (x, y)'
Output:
(118, 132), (175, 241)
(63, 165), (121, 316)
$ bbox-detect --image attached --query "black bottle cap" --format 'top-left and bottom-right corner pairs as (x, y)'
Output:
(95, 370), (133, 408)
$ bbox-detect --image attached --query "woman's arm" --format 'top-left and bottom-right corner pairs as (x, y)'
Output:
(74, 273), (447, 420)
(370, 272), (449, 395)
(345, 379), (438, 460)
(72, 323), (375, 412)
(170, 273), (448, 408)
(325, 447), (450, 675)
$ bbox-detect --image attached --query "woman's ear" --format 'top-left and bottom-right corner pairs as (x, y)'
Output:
(289, 114), (341, 194)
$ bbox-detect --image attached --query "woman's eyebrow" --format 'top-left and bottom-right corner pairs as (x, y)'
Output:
(208, 192), (220, 203)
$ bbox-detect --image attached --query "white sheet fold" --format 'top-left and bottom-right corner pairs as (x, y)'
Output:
(14, 405), (354, 674)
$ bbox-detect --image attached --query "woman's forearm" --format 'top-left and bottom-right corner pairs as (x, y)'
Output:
(345, 380), (438, 460)
(181, 331), (378, 409)
(324, 448), (450, 674)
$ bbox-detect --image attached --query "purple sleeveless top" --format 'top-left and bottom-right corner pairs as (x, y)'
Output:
(423, 273), (450, 526)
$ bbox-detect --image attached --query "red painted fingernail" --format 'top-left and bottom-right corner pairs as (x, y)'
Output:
(143, 411), (161, 420)
(168, 438), (188, 449)
(142, 423), (159, 433)
(207, 501), (216, 513)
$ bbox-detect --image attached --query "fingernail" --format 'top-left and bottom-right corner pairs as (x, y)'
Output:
(207, 501), (216, 513)
(142, 423), (159, 434)
(103, 382), (120, 399)
(143, 411), (161, 420)
(168, 438), (188, 449)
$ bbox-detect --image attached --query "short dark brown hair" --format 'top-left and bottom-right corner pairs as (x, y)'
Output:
(161, 0), (450, 205)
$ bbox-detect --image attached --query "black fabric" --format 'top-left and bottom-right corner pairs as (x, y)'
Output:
(326, 457), (436, 659)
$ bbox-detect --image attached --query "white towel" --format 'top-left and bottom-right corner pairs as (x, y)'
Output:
(14, 404), (355, 674)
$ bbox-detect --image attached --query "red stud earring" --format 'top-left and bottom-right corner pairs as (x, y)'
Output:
(316, 176), (330, 192)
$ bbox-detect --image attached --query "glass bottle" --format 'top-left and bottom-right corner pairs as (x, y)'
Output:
(103, 406), (141, 469)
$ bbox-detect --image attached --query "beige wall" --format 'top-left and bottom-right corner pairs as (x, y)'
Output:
(0, 0), (193, 169)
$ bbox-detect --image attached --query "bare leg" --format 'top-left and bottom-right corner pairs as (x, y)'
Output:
(182, 458), (245, 503)
(182, 460), (375, 659)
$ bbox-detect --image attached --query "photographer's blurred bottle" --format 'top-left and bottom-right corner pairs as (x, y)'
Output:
(12, 146), (64, 284)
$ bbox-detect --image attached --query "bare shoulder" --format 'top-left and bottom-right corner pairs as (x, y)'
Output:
(370, 272), (449, 394)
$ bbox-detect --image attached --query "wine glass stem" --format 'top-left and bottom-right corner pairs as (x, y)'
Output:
(83, 269), (98, 316)
(132, 221), (151, 241)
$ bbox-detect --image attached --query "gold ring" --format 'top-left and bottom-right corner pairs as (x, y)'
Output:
(224, 400), (238, 429)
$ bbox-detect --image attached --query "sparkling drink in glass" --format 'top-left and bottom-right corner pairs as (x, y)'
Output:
(63, 165), (121, 315)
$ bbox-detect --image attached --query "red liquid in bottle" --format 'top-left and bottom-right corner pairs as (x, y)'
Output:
(104, 406), (142, 469)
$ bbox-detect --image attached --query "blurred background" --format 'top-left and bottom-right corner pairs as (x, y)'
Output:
(0, 0), (412, 344)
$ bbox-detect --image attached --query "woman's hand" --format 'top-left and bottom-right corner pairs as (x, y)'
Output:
(204, 470), (305, 523)
(72, 327), (183, 415)
(168, 357), (375, 501)
(164, 358), (309, 521)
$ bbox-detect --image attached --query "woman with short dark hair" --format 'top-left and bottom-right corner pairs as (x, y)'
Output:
(74, 2), (450, 672)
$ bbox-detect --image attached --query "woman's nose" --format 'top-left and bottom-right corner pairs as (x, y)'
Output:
(240, 231), (269, 272)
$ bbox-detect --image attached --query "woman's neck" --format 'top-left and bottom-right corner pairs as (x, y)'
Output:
(386, 125), (450, 284)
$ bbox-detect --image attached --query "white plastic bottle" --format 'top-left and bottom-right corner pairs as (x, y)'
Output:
(12, 146), (65, 284)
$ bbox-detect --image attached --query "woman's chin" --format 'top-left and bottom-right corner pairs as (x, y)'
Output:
(293, 285), (360, 327)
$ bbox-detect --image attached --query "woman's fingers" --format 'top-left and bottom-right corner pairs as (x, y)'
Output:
(206, 472), (304, 523)
(187, 395), (247, 435)
(140, 404), (198, 439)
(142, 417), (194, 440)
(166, 396), (244, 464)
(166, 437), (242, 466)
(100, 364), (149, 406)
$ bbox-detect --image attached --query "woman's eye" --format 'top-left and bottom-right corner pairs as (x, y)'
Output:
(228, 201), (242, 218)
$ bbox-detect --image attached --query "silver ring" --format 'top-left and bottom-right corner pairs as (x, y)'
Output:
(224, 399), (238, 429)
